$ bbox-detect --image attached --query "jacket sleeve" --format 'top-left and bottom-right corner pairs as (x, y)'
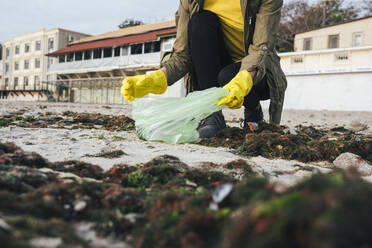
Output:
(162, 0), (193, 85)
(240, 0), (283, 78)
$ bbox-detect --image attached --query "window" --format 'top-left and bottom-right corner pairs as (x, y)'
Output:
(114, 47), (121, 57)
(15, 61), (19, 71)
(25, 43), (31, 53)
(66, 53), (74, 62)
(47, 57), (54, 69)
(75, 51), (83, 61)
(6, 47), (10, 59)
(35, 40), (41, 51)
(59, 54), (66, 63)
(15, 45), (20, 55)
(24, 60), (30, 70)
(352, 32), (363, 47)
(131, 43), (143, 55)
(303, 38), (312, 51)
(68, 35), (76, 42)
(328, 35), (339, 49)
(122, 46), (129, 56)
(291, 56), (303, 64)
(5, 78), (9, 88)
(162, 37), (175, 52)
(93, 48), (102, 59)
(14, 77), (19, 87)
(24, 77), (29, 86)
(84, 50), (92, 60)
(103, 47), (112, 58)
(5, 63), (9, 75)
(48, 37), (54, 51)
(35, 58), (41, 69)
(144, 41), (161, 53)
(34, 76), (40, 86)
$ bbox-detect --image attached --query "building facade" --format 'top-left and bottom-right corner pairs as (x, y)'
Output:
(48, 21), (177, 79)
(277, 16), (372, 111)
(294, 16), (372, 52)
(1, 28), (90, 100)
(45, 21), (183, 104)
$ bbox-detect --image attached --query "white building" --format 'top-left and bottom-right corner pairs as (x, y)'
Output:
(0, 61), (2, 81)
(46, 20), (184, 104)
(1, 28), (90, 100)
(278, 16), (372, 111)
(48, 21), (177, 79)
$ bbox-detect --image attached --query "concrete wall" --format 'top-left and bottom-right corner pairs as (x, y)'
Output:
(277, 46), (372, 111)
(72, 87), (125, 105)
(150, 79), (186, 98)
(263, 72), (372, 111)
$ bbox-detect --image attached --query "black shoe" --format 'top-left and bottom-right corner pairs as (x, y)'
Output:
(243, 104), (263, 128)
(197, 111), (226, 138)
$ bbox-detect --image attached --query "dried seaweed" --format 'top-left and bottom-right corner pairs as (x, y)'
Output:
(1, 143), (372, 247)
(0, 111), (135, 131)
(199, 123), (372, 164)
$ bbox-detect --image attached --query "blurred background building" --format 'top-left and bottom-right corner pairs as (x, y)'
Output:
(276, 15), (372, 111)
(1, 16), (371, 111)
(0, 28), (90, 100)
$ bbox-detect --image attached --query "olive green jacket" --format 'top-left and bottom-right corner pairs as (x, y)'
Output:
(162, 0), (287, 124)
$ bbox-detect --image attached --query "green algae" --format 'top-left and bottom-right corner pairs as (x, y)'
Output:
(1, 142), (372, 247)
(84, 150), (128, 159)
(0, 111), (135, 131)
(199, 123), (372, 164)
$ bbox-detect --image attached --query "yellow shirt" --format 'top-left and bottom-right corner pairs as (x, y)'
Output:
(204, 0), (245, 62)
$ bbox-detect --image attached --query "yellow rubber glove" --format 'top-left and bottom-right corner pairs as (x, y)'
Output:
(121, 70), (167, 102)
(216, 70), (253, 109)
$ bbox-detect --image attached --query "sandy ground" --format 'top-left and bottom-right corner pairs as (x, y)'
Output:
(2, 101), (371, 131)
(1, 101), (372, 186)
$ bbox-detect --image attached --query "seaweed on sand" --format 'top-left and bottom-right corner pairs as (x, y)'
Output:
(0, 111), (135, 131)
(199, 123), (372, 164)
(1, 143), (372, 248)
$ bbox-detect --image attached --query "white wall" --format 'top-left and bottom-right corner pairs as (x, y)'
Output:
(281, 72), (372, 111)
(161, 79), (186, 98)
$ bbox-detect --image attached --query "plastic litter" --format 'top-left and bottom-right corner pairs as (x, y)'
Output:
(210, 183), (234, 211)
(132, 87), (229, 144)
(212, 183), (234, 203)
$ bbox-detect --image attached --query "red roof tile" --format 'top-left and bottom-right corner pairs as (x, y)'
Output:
(48, 27), (177, 56)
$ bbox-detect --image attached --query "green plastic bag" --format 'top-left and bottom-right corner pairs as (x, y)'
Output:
(132, 87), (228, 144)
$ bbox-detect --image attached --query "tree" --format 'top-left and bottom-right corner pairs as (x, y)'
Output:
(322, 0), (359, 26)
(118, 19), (145, 29)
(276, 0), (360, 52)
(362, 0), (372, 16)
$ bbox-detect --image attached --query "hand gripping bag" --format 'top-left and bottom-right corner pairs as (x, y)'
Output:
(132, 87), (228, 144)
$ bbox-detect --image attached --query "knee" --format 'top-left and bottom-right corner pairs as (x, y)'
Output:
(217, 68), (232, 87)
(217, 63), (241, 87)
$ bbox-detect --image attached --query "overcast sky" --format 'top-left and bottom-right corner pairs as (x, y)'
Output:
(1, 0), (314, 43)
(0, 0), (179, 43)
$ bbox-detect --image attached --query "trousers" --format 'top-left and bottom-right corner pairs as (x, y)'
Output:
(188, 10), (270, 110)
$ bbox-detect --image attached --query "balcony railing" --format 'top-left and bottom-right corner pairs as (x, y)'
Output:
(38, 78), (125, 104)
(49, 53), (161, 73)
